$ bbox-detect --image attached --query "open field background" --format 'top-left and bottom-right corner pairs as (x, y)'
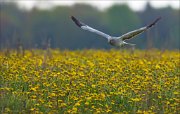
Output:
(0, 49), (179, 113)
(1, 1), (179, 113)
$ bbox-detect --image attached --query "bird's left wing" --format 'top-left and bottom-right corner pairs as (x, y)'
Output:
(119, 17), (161, 41)
(71, 16), (111, 39)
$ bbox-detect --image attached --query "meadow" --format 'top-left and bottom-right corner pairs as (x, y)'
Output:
(0, 49), (179, 113)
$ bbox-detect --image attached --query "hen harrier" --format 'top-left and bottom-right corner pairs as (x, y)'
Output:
(71, 16), (161, 47)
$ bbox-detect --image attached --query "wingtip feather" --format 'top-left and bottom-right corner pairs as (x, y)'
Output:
(71, 16), (76, 22)
(71, 16), (85, 28)
(147, 16), (162, 28)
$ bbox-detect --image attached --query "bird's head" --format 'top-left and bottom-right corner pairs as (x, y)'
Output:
(108, 39), (116, 46)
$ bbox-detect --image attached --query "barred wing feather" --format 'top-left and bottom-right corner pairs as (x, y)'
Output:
(120, 17), (161, 41)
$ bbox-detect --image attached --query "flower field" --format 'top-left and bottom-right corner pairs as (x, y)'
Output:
(0, 49), (179, 113)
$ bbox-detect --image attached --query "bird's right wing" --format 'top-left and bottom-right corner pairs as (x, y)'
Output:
(119, 17), (161, 41)
(71, 16), (111, 39)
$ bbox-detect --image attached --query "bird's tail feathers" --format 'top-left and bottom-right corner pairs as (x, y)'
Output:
(129, 43), (136, 47)
(125, 42), (136, 47)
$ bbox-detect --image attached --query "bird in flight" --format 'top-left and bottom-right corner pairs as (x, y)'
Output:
(71, 16), (161, 47)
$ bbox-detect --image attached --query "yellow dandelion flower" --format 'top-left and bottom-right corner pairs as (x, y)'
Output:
(85, 102), (89, 105)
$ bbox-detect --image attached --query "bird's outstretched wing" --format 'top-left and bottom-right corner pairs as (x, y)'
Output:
(120, 17), (161, 41)
(71, 16), (111, 39)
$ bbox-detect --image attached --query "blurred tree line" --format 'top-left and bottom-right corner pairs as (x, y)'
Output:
(0, 2), (179, 50)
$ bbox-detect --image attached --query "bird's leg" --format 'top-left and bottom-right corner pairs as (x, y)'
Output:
(127, 43), (136, 54)
(116, 46), (123, 53)
(131, 45), (135, 54)
(123, 42), (136, 54)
